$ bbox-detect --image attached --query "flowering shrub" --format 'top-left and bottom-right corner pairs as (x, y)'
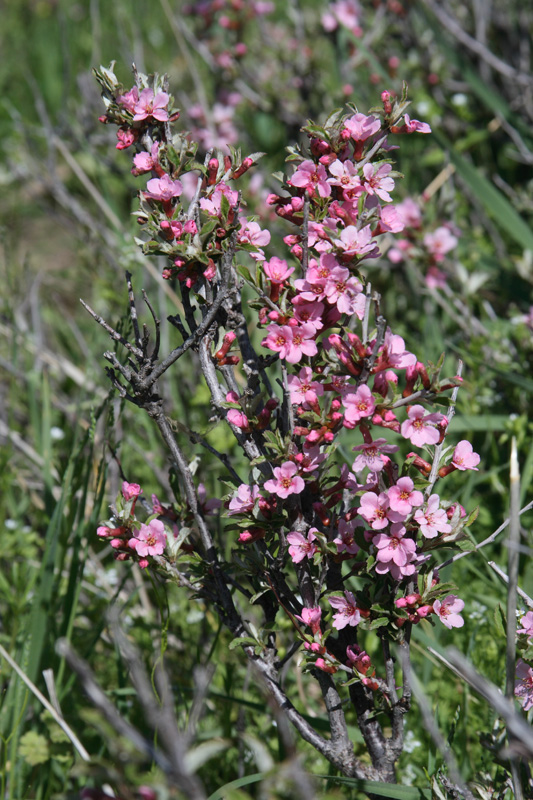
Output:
(84, 62), (493, 786)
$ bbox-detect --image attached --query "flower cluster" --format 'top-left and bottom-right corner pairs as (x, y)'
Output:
(95, 67), (479, 688)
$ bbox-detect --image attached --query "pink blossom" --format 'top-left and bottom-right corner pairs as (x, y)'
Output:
(327, 159), (363, 199)
(262, 323), (317, 364)
(433, 595), (465, 629)
(122, 482), (142, 501)
(322, 1), (362, 36)
(296, 606), (322, 634)
(199, 183), (239, 216)
(387, 477), (424, 515)
(116, 127), (137, 149)
(344, 112), (381, 142)
(198, 483), (222, 515)
(133, 88), (170, 122)
(329, 591), (361, 629)
(376, 204), (405, 234)
(342, 385), (376, 426)
(294, 446), (327, 474)
(116, 87), (139, 113)
(288, 160), (331, 198)
(287, 529), (318, 563)
(515, 660), (533, 711)
(324, 267), (364, 316)
(144, 174), (183, 202)
(517, 611), (533, 640)
(336, 225), (379, 258)
(333, 518), (360, 555)
(362, 163), (395, 203)
(378, 329), (417, 371)
(291, 298), (325, 332)
(423, 226), (458, 261)
(400, 405), (444, 447)
(227, 408), (250, 430)
(395, 197), (422, 228)
(287, 367), (324, 406)
(414, 494), (452, 538)
(358, 491), (404, 530)
(352, 438), (399, 473)
(238, 219), (271, 259)
(228, 483), (261, 515)
(373, 524), (417, 580)
(264, 461), (305, 498)
(129, 519), (167, 557)
(132, 142), (160, 176)
(452, 440), (480, 471)
(403, 114), (432, 134)
(263, 257), (294, 284)
(425, 266), (448, 289)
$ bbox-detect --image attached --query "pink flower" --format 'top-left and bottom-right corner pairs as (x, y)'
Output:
(342, 385), (376, 425)
(517, 611), (533, 640)
(352, 438), (399, 473)
(362, 163), (395, 203)
(294, 446), (327, 474)
(333, 518), (360, 555)
(377, 329), (417, 371)
(133, 88), (170, 122)
(329, 591), (361, 629)
(358, 491), (404, 530)
(344, 112), (381, 142)
(228, 484), (261, 515)
(387, 477), (424, 515)
(199, 183), (239, 216)
(395, 197), (422, 229)
(515, 659), (533, 711)
(116, 86), (139, 113)
(132, 142), (160, 176)
(262, 323), (317, 364)
(376, 204), (405, 234)
(296, 606), (322, 634)
(433, 595), (464, 629)
(400, 405), (444, 446)
(327, 159), (363, 199)
(144, 174), (183, 202)
(287, 367), (324, 406)
(423, 226), (458, 261)
(238, 219), (271, 260)
(264, 461), (305, 498)
(452, 440), (480, 471)
(288, 159), (331, 198)
(287, 529), (318, 563)
(291, 299), (325, 332)
(373, 524), (417, 580)
(122, 482), (142, 501)
(323, 267), (364, 316)
(322, 1), (362, 36)
(227, 408), (250, 430)
(129, 519), (167, 557)
(263, 257), (294, 284)
(414, 494), (452, 538)
(403, 114), (432, 134)
(336, 225), (379, 258)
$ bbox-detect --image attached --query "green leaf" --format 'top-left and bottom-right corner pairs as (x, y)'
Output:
(432, 130), (533, 254)
(228, 637), (257, 651)
(208, 772), (265, 800)
(19, 731), (49, 766)
(494, 603), (507, 637)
